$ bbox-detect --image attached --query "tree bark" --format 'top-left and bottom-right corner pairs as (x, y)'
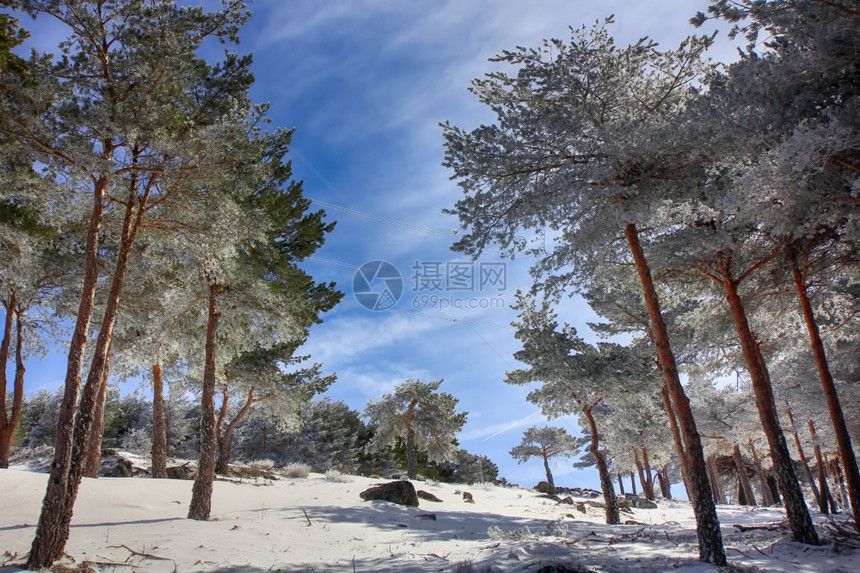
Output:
(749, 439), (774, 505)
(642, 447), (656, 501)
(27, 175), (107, 570)
(707, 455), (727, 505)
(0, 303), (25, 468)
(404, 398), (418, 479)
(189, 284), (223, 521)
(808, 420), (836, 514)
(151, 362), (168, 479)
(661, 383), (692, 502)
(658, 464), (672, 499)
(84, 338), (113, 478)
(542, 448), (555, 487)
(630, 472), (637, 496)
(733, 444), (757, 506)
(786, 407), (823, 512)
(584, 405), (619, 525)
(624, 222), (725, 565)
(788, 247), (860, 529)
(617, 474), (626, 495)
(216, 387), (259, 475)
(634, 448), (656, 500)
(722, 274), (818, 544)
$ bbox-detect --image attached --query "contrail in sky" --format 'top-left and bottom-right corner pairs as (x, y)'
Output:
(483, 409), (543, 441)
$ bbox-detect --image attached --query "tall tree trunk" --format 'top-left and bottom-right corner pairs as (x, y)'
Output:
(808, 420), (836, 514)
(707, 455), (727, 505)
(625, 223), (725, 565)
(722, 275), (818, 544)
(661, 383), (692, 501)
(27, 175), (107, 570)
(216, 387), (259, 475)
(584, 405), (619, 525)
(542, 448), (555, 487)
(189, 284), (223, 520)
(829, 455), (849, 512)
(630, 472), (637, 496)
(0, 303), (25, 468)
(404, 398), (418, 479)
(733, 444), (756, 506)
(84, 338), (113, 478)
(749, 439), (774, 505)
(151, 362), (168, 479)
(642, 447), (656, 501)
(634, 448), (656, 500)
(786, 407), (823, 512)
(788, 247), (860, 529)
(658, 464), (672, 499)
(617, 474), (626, 495)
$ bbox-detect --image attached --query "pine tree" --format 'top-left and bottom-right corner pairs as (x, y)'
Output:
(364, 379), (467, 480)
(509, 426), (579, 488)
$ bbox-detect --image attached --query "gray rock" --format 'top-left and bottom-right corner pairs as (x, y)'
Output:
(638, 499), (658, 509)
(535, 481), (556, 495)
(360, 480), (419, 507)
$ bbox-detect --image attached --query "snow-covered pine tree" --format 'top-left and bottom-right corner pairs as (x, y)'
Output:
(509, 425), (579, 489)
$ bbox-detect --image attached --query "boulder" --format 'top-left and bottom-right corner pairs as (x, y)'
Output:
(463, 491), (475, 503)
(166, 463), (195, 480)
(100, 454), (133, 477)
(638, 499), (658, 509)
(359, 480), (419, 507)
(417, 490), (443, 502)
(535, 481), (556, 495)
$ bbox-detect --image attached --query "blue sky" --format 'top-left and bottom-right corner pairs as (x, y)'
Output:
(13, 0), (741, 490)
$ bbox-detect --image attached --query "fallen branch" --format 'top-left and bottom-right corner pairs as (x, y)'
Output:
(733, 522), (785, 532)
(302, 509), (312, 526)
(108, 544), (173, 563)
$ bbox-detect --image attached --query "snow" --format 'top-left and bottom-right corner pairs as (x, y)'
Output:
(1, 466), (858, 572)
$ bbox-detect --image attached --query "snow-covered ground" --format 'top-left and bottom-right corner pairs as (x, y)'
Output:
(1, 465), (858, 572)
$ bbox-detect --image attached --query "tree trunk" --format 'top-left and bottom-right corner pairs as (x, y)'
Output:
(151, 362), (168, 479)
(0, 300), (27, 468)
(625, 223), (725, 565)
(216, 387), (258, 475)
(642, 447), (656, 501)
(658, 464), (672, 499)
(748, 439), (774, 505)
(808, 420), (836, 514)
(404, 398), (418, 479)
(189, 284), (223, 521)
(786, 407), (823, 512)
(733, 444), (756, 506)
(542, 449), (554, 487)
(661, 383), (691, 501)
(830, 455), (849, 512)
(0, 303), (25, 468)
(584, 405), (619, 525)
(84, 338), (113, 478)
(618, 474), (626, 495)
(634, 448), (656, 500)
(707, 455), (727, 505)
(789, 247), (860, 529)
(630, 472), (637, 496)
(722, 275), (818, 544)
(27, 176), (107, 570)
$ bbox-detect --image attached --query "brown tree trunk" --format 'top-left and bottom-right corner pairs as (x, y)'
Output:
(808, 420), (836, 514)
(151, 362), (168, 479)
(707, 455), (727, 505)
(27, 175), (108, 570)
(749, 439), (774, 505)
(630, 472), (637, 496)
(404, 398), (418, 479)
(787, 407), (823, 512)
(789, 248), (860, 529)
(642, 447), (656, 501)
(617, 474), (625, 495)
(584, 405), (619, 525)
(84, 338), (113, 478)
(658, 464), (672, 499)
(634, 448), (656, 500)
(0, 303), (25, 468)
(625, 223), (725, 565)
(830, 455), (849, 512)
(733, 444), (757, 506)
(661, 383), (692, 501)
(216, 387), (259, 475)
(189, 284), (223, 520)
(542, 448), (554, 487)
(722, 274), (818, 544)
